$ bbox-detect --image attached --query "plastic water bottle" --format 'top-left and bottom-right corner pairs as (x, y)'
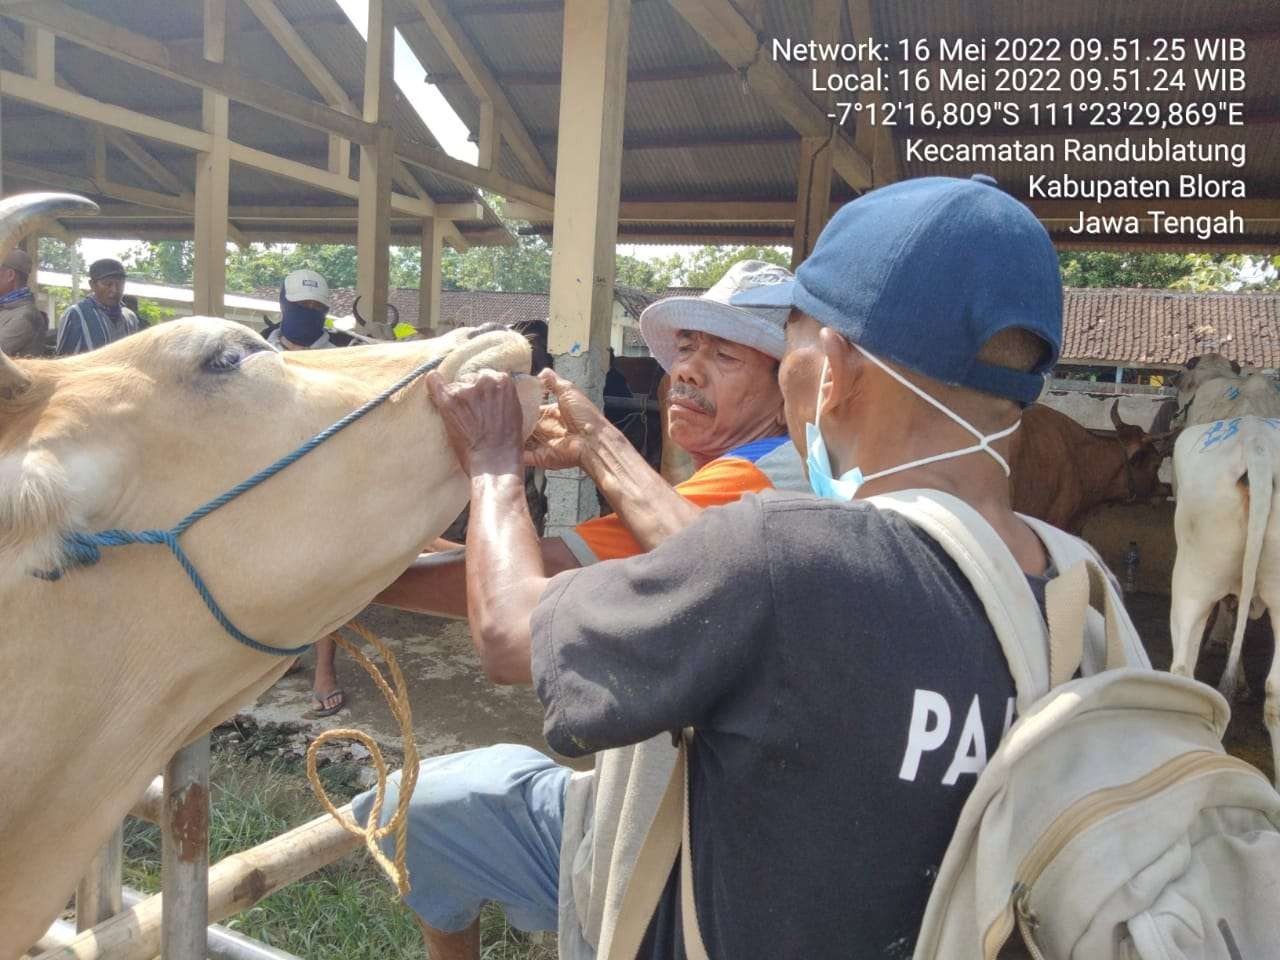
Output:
(1122, 541), (1140, 595)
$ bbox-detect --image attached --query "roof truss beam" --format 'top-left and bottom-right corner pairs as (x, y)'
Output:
(401, 0), (555, 191)
(665, 0), (873, 190)
(3, 0), (375, 145)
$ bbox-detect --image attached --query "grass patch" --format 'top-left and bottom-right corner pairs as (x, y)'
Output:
(124, 751), (555, 960)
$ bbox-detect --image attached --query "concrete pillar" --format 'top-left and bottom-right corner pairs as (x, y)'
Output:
(418, 216), (443, 335)
(544, 0), (632, 534)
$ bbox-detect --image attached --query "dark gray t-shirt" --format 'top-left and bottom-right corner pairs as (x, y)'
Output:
(532, 491), (1038, 959)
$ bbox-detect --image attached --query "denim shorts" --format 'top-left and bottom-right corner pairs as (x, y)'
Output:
(352, 743), (571, 933)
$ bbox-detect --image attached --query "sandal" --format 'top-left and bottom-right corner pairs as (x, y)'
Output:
(305, 688), (345, 718)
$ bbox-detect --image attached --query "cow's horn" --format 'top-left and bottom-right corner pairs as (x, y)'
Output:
(351, 295), (367, 327)
(0, 192), (99, 263)
(0, 350), (32, 400)
(1109, 399), (1130, 430)
(387, 302), (400, 327)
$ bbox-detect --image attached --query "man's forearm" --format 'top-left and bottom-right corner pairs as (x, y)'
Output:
(583, 425), (701, 550)
(374, 537), (579, 619)
(466, 467), (548, 685)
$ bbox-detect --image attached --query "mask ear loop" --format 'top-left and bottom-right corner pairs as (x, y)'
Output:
(853, 345), (1022, 477)
(813, 358), (831, 433)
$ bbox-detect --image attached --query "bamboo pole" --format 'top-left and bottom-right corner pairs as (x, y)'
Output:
(74, 828), (123, 932)
(39, 803), (363, 960)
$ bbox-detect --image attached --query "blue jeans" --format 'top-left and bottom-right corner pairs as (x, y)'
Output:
(352, 744), (571, 933)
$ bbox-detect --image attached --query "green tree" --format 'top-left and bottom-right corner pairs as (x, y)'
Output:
(652, 244), (791, 288)
(1056, 251), (1253, 291)
(441, 234), (553, 292)
(122, 240), (195, 284)
(39, 238), (85, 274)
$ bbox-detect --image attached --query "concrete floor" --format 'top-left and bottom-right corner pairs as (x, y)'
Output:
(239, 595), (1275, 782)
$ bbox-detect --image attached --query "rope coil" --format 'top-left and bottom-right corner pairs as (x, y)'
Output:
(304, 621), (419, 895)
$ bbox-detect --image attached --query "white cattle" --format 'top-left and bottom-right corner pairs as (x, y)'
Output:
(0, 195), (542, 954)
(1169, 415), (1280, 784)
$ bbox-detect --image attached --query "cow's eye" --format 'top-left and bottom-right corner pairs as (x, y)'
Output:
(204, 349), (242, 373)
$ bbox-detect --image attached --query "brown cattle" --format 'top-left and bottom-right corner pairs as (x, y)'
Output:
(1010, 402), (1171, 533)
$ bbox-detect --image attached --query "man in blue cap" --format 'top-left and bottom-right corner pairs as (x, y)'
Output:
(417, 175), (1068, 956)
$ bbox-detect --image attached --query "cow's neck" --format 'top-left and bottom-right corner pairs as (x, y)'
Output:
(1076, 439), (1132, 526)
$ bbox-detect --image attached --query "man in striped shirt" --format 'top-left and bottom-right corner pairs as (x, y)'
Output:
(56, 259), (140, 356)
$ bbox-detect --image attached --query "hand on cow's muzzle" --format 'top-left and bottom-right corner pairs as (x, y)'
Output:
(523, 369), (609, 471)
(425, 369), (525, 478)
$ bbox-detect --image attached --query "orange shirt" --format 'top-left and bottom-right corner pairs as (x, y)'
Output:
(561, 436), (804, 564)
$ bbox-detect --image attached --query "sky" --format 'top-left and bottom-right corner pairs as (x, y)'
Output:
(80, 0), (701, 270)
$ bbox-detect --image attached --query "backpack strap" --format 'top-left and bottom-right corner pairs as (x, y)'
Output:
(1018, 514), (1151, 672)
(601, 731), (710, 960)
(1044, 557), (1130, 687)
(867, 490), (1052, 714)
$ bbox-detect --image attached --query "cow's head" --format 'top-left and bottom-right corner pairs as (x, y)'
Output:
(1174, 352), (1242, 411)
(1109, 401), (1174, 500)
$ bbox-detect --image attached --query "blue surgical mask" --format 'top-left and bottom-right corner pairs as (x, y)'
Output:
(803, 350), (1021, 501)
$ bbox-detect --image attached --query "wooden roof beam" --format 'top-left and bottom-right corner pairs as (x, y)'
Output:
(3, 0), (375, 145)
(666, 0), (873, 190)
(401, 0), (555, 191)
(239, 0), (432, 199)
(0, 22), (194, 197)
(845, 0), (900, 185)
(396, 137), (555, 211)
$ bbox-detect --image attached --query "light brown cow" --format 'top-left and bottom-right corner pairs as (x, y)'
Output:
(1010, 401), (1171, 533)
(0, 197), (541, 955)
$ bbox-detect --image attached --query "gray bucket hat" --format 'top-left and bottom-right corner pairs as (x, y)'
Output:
(639, 259), (793, 371)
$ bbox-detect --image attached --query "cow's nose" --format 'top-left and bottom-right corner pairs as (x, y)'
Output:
(467, 323), (506, 339)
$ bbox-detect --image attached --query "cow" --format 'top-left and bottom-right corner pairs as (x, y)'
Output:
(0, 194), (542, 955)
(1169, 355), (1280, 701)
(1169, 415), (1280, 785)
(1009, 401), (1172, 534)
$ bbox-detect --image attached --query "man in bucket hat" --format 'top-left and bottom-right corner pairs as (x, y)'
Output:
(357, 260), (809, 960)
(56, 258), (141, 355)
(422, 175), (1079, 956)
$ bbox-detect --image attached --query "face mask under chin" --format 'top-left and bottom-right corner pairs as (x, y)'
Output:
(802, 350), (1021, 502)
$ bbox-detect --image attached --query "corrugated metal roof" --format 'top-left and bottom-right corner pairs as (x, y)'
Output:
(0, 0), (507, 244)
(404, 0), (1280, 249)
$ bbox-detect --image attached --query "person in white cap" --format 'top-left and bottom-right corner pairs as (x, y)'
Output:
(353, 260), (808, 960)
(270, 268), (336, 351)
(269, 269), (346, 714)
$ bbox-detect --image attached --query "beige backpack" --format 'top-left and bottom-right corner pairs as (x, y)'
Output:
(605, 490), (1280, 960)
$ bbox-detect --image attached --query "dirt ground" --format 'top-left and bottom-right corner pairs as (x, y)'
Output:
(239, 595), (1275, 782)
(240, 605), (592, 772)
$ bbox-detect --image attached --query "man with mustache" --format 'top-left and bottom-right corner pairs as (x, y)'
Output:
(360, 260), (807, 960)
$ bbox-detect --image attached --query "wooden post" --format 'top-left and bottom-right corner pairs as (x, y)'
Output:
(477, 100), (497, 171)
(75, 827), (123, 931)
(356, 0), (395, 339)
(544, 0), (631, 534)
(22, 23), (54, 82)
(161, 736), (210, 960)
(792, 0), (839, 268)
(193, 0), (231, 316)
(418, 216), (443, 335)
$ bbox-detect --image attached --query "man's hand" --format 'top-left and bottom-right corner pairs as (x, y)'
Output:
(425, 369), (525, 477)
(523, 369), (612, 470)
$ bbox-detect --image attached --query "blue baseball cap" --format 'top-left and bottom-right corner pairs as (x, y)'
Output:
(731, 175), (1061, 405)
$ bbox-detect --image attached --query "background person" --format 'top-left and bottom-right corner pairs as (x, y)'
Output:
(0, 249), (47, 357)
(55, 259), (140, 355)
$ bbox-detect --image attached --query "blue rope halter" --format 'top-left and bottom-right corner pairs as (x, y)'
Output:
(35, 351), (449, 656)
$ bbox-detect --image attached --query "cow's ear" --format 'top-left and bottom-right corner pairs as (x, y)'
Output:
(1185, 356), (1200, 369)
(0, 350), (31, 401)
(1230, 360), (1241, 374)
